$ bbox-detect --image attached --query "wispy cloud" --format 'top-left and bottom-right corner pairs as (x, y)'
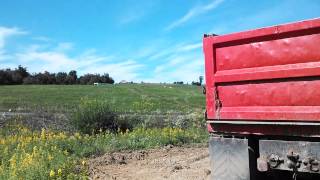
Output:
(54, 42), (74, 52)
(141, 41), (204, 83)
(0, 26), (27, 61)
(118, 2), (156, 25)
(165, 0), (224, 31)
(0, 50), (13, 61)
(32, 36), (52, 42)
(82, 60), (143, 82)
(177, 42), (202, 52)
(144, 56), (204, 83)
(148, 42), (202, 61)
(119, 12), (146, 25)
(0, 27), (27, 49)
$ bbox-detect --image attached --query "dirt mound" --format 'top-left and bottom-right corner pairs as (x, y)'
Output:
(89, 150), (148, 167)
(89, 146), (210, 180)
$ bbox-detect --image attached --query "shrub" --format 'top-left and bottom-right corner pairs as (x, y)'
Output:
(72, 98), (118, 134)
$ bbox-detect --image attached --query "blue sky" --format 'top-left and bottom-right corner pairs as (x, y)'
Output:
(0, 0), (319, 83)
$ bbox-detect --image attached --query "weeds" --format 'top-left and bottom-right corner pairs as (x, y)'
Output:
(0, 124), (208, 179)
(72, 98), (117, 134)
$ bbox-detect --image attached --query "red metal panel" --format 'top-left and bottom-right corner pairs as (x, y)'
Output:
(203, 35), (217, 119)
(218, 80), (320, 107)
(214, 61), (320, 83)
(203, 18), (320, 124)
(215, 33), (320, 71)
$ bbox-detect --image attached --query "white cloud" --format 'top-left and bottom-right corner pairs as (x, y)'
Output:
(0, 50), (13, 61)
(119, 12), (146, 25)
(142, 41), (204, 83)
(165, 0), (224, 31)
(16, 50), (76, 73)
(32, 36), (52, 42)
(0, 27), (27, 49)
(144, 57), (204, 83)
(148, 41), (202, 61)
(81, 60), (143, 82)
(118, 2), (156, 25)
(54, 42), (74, 52)
(13, 42), (143, 82)
(177, 42), (202, 52)
(0, 26), (27, 62)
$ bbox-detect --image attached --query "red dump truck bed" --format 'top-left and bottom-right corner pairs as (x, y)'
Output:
(204, 18), (320, 136)
(204, 18), (320, 180)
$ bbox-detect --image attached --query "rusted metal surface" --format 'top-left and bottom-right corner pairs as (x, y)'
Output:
(259, 140), (320, 174)
(209, 136), (250, 180)
(203, 18), (320, 135)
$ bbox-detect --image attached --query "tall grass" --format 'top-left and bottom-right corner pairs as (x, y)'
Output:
(72, 98), (117, 134)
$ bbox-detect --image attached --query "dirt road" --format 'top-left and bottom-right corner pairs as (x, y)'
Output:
(89, 145), (211, 180)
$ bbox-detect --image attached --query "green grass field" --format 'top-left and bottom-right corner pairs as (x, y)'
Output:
(0, 84), (205, 113)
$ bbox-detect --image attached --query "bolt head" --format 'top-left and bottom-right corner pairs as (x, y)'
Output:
(257, 157), (268, 172)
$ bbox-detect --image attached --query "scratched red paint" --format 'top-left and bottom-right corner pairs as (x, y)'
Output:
(203, 18), (320, 124)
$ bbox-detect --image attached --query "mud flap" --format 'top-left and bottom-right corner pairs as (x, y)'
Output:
(209, 136), (250, 180)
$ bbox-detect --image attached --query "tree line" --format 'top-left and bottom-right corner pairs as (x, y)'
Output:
(0, 65), (114, 85)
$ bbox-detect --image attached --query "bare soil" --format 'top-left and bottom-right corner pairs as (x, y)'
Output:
(88, 145), (211, 180)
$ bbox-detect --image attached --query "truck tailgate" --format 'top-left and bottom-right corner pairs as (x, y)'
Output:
(203, 18), (320, 122)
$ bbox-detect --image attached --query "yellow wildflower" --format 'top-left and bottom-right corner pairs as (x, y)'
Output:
(48, 154), (53, 161)
(74, 132), (81, 139)
(49, 170), (55, 177)
(63, 150), (69, 156)
(81, 160), (86, 166)
(58, 168), (62, 176)
(22, 153), (33, 167)
(41, 128), (46, 140)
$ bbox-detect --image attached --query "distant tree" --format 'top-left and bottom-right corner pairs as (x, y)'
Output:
(17, 65), (29, 78)
(56, 72), (68, 84)
(0, 70), (9, 84)
(78, 73), (114, 85)
(3, 69), (13, 84)
(23, 75), (39, 84)
(192, 81), (201, 86)
(101, 73), (114, 84)
(79, 74), (90, 85)
(88, 75), (100, 85)
(11, 71), (23, 84)
(46, 72), (56, 84)
(173, 81), (184, 84)
(66, 70), (77, 84)
(199, 76), (203, 85)
(0, 65), (114, 85)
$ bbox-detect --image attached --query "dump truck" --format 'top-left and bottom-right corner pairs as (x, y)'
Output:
(203, 18), (320, 180)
